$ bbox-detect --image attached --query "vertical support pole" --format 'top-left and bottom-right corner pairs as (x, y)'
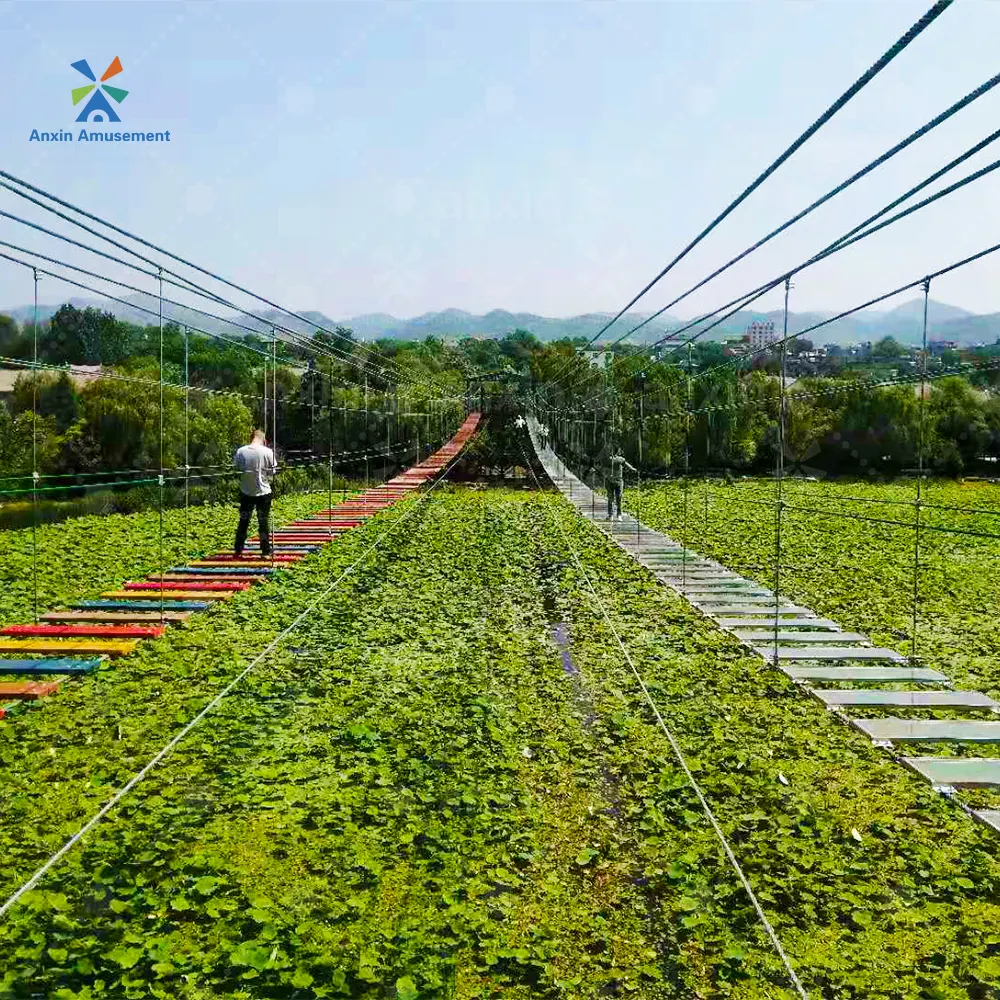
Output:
(31, 268), (39, 624)
(773, 277), (792, 665)
(157, 267), (165, 625)
(271, 330), (277, 456)
(364, 373), (370, 493)
(327, 364), (335, 523)
(184, 325), (190, 561)
(911, 277), (931, 663)
(271, 330), (277, 571)
(637, 378), (644, 546)
(682, 343), (692, 590)
(262, 344), (268, 441)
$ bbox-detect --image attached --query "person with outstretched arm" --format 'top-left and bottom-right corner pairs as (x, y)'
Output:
(606, 448), (635, 521)
(234, 428), (277, 557)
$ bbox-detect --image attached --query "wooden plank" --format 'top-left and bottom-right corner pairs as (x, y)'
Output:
(0, 680), (60, 699)
(160, 573), (268, 584)
(167, 566), (274, 576)
(1, 624), (165, 639)
(100, 590), (235, 601)
(0, 637), (139, 657)
(124, 581), (251, 592)
(190, 560), (291, 568)
(42, 609), (193, 623)
(0, 657), (102, 673)
(76, 599), (210, 611)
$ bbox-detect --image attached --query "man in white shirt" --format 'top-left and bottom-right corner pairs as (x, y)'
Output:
(606, 448), (635, 521)
(234, 429), (278, 557)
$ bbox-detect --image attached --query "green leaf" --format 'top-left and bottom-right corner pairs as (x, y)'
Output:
(229, 940), (272, 971)
(194, 876), (220, 896)
(575, 847), (598, 866)
(291, 968), (315, 988)
(396, 975), (420, 1000)
(106, 945), (144, 969)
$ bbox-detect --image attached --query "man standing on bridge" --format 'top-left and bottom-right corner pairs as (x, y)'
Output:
(605, 445), (635, 522)
(234, 428), (277, 558)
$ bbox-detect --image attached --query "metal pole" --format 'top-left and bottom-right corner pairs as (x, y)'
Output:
(31, 268), (39, 623)
(911, 277), (931, 662)
(682, 343), (692, 590)
(637, 380), (644, 546)
(271, 329), (277, 456)
(184, 325), (190, 561)
(773, 277), (792, 665)
(158, 268), (165, 625)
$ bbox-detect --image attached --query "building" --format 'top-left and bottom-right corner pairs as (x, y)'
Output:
(583, 351), (611, 368)
(746, 320), (777, 350)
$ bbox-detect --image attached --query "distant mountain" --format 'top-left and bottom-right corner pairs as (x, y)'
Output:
(3, 297), (999, 348)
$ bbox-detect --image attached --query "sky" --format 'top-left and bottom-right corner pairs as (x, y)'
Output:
(2, 0), (1000, 329)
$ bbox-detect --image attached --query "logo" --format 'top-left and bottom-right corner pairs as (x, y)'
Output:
(71, 57), (128, 123)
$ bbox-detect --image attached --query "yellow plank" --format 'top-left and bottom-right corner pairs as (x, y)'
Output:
(100, 590), (234, 601)
(0, 638), (138, 657)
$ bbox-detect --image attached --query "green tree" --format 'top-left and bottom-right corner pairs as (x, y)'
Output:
(871, 336), (907, 359)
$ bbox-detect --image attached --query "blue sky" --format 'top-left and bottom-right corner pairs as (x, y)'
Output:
(3, 0), (1000, 326)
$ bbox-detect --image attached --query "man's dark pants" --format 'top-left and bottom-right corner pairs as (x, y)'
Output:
(607, 480), (623, 518)
(235, 492), (272, 556)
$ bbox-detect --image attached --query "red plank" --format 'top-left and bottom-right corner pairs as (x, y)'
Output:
(1, 624), (164, 639)
(124, 581), (250, 592)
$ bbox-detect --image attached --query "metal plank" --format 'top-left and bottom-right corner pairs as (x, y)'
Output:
(678, 576), (764, 584)
(703, 604), (810, 615)
(903, 757), (1000, 787)
(0, 657), (102, 674)
(736, 631), (869, 643)
(684, 587), (772, 597)
(784, 665), (948, 683)
(974, 810), (1000, 833)
(761, 646), (905, 662)
(815, 689), (998, 709)
(853, 719), (1000, 742)
(718, 618), (840, 629)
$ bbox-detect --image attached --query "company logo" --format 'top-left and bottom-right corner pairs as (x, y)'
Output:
(71, 57), (128, 123)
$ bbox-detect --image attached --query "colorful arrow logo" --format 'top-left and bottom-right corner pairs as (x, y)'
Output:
(72, 57), (128, 123)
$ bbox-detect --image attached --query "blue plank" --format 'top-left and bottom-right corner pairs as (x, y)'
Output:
(0, 657), (101, 674)
(75, 600), (210, 611)
(167, 566), (275, 576)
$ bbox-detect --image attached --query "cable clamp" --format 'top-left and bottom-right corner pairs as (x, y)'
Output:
(158, 475), (165, 486)
(32, 471), (40, 482)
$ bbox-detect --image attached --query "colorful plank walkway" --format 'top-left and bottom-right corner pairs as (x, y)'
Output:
(0, 415), (481, 718)
(527, 416), (1000, 840)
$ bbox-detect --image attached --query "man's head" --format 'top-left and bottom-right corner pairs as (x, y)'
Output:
(251, 428), (265, 444)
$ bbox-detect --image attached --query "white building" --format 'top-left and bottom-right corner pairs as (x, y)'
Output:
(747, 320), (777, 350)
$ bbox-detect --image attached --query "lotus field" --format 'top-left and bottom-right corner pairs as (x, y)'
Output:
(1, 486), (1000, 998)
